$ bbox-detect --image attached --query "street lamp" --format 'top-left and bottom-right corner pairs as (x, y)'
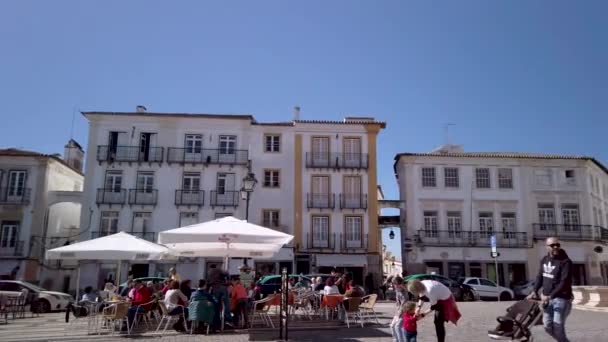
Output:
(240, 172), (257, 221)
(389, 229), (395, 240)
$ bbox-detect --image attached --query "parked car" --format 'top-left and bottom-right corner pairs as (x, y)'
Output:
(118, 277), (166, 294)
(459, 277), (515, 301)
(404, 274), (479, 302)
(513, 280), (536, 299)
(0, 280), (73, 313)
(254, 275), (312, 297)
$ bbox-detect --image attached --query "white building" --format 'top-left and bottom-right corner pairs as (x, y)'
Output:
(0, 142), (84, 293)
(79, 108), (385, 289)
(394, 145), (608, 287)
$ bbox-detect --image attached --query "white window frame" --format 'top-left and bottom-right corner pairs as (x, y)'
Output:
(501, 212), (516, 239)
(264, 134), (281, 152)
(478, 212), (494, 238)
(185, 134), (203, 154)
(475, 168), (491, 189)
(421, 167), (437, 187)
(344, 216), (363, 248)
(561, 204), (580, 231)
(0, 222), (19, 248)
(7, 171), (26, 197)
(444, 168), (459, 188)
(498, 168), (513, 189)
(312, 216), (330, 248)
(136, 172), (154, 192)
(100, 211), (119, 235)
(423, 211), (438, 237)
(446, 211), (462, 238)
(218, 135), (236, 154)
(179, 212), (198, 227)
(262, 210), (280, 227)
(536, 169), (552, 186)
(132, 212), (152, 232)
(263, 170), (280, 188)
(538, 204), (556, 230)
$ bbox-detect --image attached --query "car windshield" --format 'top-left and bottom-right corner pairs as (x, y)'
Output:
(20, 282), (47, 292)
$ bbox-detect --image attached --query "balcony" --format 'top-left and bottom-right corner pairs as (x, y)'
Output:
(532, 223), (602, 241)
(415, 230), (531, 248)
(305, 152), (369, 169)
(128, 189), (158, 206)
(210, 190), (239, 208)
(175, 190), (205, 207)
(0, 188), (31, 205)
(131, 231), (156, 242)
(96, 146), (164, 164)
(96, 188), (126, 205)
(304, 232), (336, 251)
(339, 193), (367, 210)
(0, 241), (24, 257)
(307, 193), (335, 209)
(340, 233), (369, 253)
(167, 148), (248, 166)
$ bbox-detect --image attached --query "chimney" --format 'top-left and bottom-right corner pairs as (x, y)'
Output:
(293, 106), (301, 121)
(136, 105), (147, 113)
(63, 139), (85, 173)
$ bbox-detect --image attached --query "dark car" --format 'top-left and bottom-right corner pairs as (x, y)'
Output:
(404, 274), (479, 302)
(254, 275), (312, 297)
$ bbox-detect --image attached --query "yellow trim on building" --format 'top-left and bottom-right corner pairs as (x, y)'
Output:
(365, 125), (381, 254)
(294, 134), (303, 249)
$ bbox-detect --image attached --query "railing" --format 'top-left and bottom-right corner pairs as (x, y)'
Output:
(210, 190), (239, 207)
(131, 231), (156, 242)
(532, 223), (598, 241)
(166, 147), (248, 165)
(96, 146), (164, 163)
(305, 152), (369, 169)
(415, 230), (531, 248)
(128, 189), (158, 205)
(340, 233), (368, 252)
(339, 193), (367, 210)
(0, 241), (24, 256)
(175, 190), (205, 206)
(91, 231), (115, 239)
(306, 193), (335, 209)
(96, 188), (126, 205)
(0, 188), (31, 205)
(305, 232), (336, 250)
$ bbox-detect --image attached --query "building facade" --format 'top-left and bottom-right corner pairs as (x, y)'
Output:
(79, 109), (385, 289)
(0, 144), (84, 293)
(394, 145), (608, 287)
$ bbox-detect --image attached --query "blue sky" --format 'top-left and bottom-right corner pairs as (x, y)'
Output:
(1, 1), (606, 258)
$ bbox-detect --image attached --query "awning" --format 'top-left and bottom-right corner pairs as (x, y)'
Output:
(258, 247), (294, 261)
(315, 254), (368, 267)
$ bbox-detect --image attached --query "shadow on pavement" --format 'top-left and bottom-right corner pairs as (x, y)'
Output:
(250, 325), (392, 341)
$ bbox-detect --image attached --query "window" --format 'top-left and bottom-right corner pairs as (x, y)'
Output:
(562, 204), (580, 231)
(478, 212), (493, 237)
(538, 204), (556, 230)
(535, 169), (552, 186)
(262, 210), (280, 227)
(466, 278), (479, 285)
(218, 135), (236, 154)
(132, 212), (151, 232)
(185, 134), (202, 154)
(104, 171), (123, 191)
(564, 170), (575, 185)
(423, 211), (438, 237)
(264, 134), (281, 152)
(498, 168), (513, 189)
(182, 173), (201, 191)
(344, 216), (363, 247)
(263, 170), (280, 188)
(0, 221), (19, 248)
(343, 138), (362, 167)
(136, 172), (154, 192)
(444, 168), (459, 188)
(216, 173), (235, 194)
(312, 216), (330, 248)
(179, 212), (198, 226)
(446, 211), (462, 237)
(100, 212), (119, 235)
(7, 171), (26, 197)
(479, 279), (496, 287)
(421, 167), (436, 187)
(501, 213), (516, 238)
(475, 168), (491, 188)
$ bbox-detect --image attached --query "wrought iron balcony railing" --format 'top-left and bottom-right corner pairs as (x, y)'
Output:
(167, 148), (248, 165)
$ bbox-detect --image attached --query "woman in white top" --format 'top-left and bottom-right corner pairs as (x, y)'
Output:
(323, 278), (340, 295)
(164, 281), (189, 315)
(408, 279), (461, 342)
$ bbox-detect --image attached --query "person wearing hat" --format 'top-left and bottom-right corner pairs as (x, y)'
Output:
(239, 264), (254, 289)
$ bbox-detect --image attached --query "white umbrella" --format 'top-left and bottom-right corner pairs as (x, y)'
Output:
(158, 216), (294, 267)
(46, 232), (174, 298)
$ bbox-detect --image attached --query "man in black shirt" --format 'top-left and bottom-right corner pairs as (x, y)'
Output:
(528, 237), (572, 342)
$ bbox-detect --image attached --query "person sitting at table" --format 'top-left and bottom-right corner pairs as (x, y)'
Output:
(180, 280), (193, 304)
(164, 280), (189, 332)
(229, 277), (249, 327)
(121, 280), (133, 298)
(343, 279), (365, 310)
(81, 286), (96, 302)
(190, 279), (219, 333)
(161, 278), (171, 295)
(125, 280), (152, 330)
(323, 278), (340, 295)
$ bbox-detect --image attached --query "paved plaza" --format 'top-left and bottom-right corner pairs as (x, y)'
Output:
(0, 301), (605, 341)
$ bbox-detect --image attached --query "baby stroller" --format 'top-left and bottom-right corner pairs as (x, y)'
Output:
(487, 299), (543, 341)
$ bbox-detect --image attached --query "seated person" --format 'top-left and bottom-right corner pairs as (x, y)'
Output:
(230, 277), (249, 327)
(323, 278), (340, 295)
(344, 279), (365, 310)
(164, 280), (189, 331)
(126, 280), (152, 330)
(191, 279), (219, 332)
(81, 286), (96, 302)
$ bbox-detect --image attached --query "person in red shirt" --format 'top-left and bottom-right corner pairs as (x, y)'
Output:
(230, 277), (249, 327)
(127, 280), (152, 329)
(402, 301), (426, 342)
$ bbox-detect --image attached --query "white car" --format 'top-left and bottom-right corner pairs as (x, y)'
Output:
(0, 280), (73, 312)
(461, 277), (514, 301)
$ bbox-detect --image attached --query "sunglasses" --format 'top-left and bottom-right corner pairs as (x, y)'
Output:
(547, 243), (561, 248)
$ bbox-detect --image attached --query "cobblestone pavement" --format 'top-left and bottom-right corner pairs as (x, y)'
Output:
(0, 301), (605, 341)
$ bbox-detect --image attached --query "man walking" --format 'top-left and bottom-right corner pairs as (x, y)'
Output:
(528, 237), (573, 342)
